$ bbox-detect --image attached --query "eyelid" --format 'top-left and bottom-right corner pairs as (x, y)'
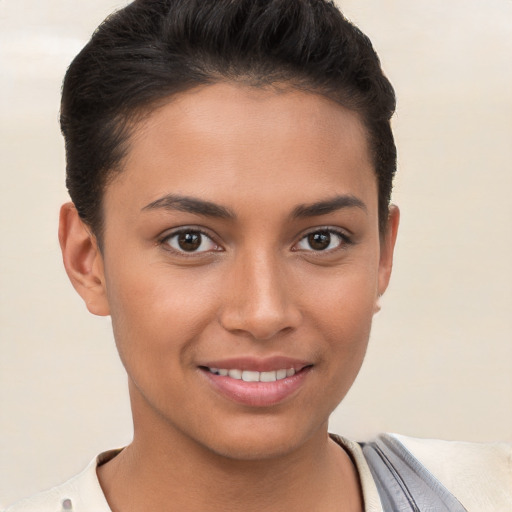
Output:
(292, 227), (353, 252)
(158, 226), (223, 255)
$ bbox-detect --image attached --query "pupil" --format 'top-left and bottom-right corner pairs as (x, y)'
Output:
(178, 232), (201, 251)
(308, 232), (330, 250)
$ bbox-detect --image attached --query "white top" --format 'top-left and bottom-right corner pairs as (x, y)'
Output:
(4, 435), (512, 512)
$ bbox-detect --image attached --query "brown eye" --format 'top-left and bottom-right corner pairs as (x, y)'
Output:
(178, 232), (201, 251)
(295, 229), (350, 252)
(307, 231), (331, 251)
(164, 230), (219, 254)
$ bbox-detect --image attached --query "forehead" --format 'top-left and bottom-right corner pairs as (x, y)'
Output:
(106, 83), (377, 217)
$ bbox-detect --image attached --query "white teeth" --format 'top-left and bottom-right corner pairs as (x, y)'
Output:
(242, 370), (260, 382)
(228, 369), (242, 379)
(208, 367), (298, 381)
(260, 371), (277, 382)
(276, 369), (287, 380)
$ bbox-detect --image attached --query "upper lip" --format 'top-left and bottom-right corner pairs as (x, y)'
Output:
(198, 356), (312, 372)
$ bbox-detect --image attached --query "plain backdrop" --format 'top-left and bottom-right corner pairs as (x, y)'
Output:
(1, 0), (511, 506)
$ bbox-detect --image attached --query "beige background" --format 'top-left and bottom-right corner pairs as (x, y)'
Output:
(1, 0), (511, 506)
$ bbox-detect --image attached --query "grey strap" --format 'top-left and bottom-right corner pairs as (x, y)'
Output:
(362, 435), (468, 512)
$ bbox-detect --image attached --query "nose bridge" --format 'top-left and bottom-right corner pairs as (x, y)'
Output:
(220, 245), (300, 340)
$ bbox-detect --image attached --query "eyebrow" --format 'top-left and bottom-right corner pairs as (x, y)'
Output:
(142, 194), (235, 219)
(291, 195), (367, 218)
(141, 193), (366, 220)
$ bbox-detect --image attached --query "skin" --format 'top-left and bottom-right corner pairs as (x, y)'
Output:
(59, 83), (399, 512)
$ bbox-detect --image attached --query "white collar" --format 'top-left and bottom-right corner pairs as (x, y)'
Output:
(7, 440), (382, 511)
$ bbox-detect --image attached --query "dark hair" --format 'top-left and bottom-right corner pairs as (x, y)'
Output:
(61, 0), (396, 238)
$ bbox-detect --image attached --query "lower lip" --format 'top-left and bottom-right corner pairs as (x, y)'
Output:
(200, 367), (312, 407)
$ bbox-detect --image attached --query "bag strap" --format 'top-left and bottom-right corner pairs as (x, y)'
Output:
(361, 434), (468, 511)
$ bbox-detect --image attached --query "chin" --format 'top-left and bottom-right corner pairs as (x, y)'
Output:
(191, 414), (329, 462)
(207, 436), (305, 462)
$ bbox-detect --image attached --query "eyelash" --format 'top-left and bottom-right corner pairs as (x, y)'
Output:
(159, 228), (222, 256)
(158, 227), (353, 256)
(293, 228), (353, 253)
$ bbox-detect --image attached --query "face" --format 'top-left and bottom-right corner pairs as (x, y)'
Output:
(66, 83), (398, 460)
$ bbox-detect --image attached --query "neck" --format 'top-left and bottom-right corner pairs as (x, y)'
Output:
(97, 386), (363, 512)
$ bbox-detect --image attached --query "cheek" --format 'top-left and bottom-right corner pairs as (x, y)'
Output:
(103, 260), (220, 371)
(307, 259), (379, 331)
(304, 263), (378, 386)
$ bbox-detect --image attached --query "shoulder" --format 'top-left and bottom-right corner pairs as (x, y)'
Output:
(3, 450), (120, 512)
(390, 433), (512, 511)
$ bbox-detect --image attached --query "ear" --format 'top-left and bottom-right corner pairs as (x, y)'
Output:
(58, 203), (110, 316)
(375, 205), (400, 313)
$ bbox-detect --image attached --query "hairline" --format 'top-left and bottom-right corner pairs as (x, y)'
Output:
(86, 79), (387, 249)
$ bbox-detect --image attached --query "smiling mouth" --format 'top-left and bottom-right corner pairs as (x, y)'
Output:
(204, 367), (297, 382)
(199, 363), (313, 406)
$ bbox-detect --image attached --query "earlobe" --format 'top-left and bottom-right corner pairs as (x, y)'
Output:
(376, 205), (400, 302)
(58, 203), (110, 316)
(373, 293), (382, 314)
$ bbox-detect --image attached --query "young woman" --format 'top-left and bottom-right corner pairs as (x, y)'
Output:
(5, 1), (511, 511)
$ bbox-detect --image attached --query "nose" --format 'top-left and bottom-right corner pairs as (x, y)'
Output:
(219, 250), (302, 341)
